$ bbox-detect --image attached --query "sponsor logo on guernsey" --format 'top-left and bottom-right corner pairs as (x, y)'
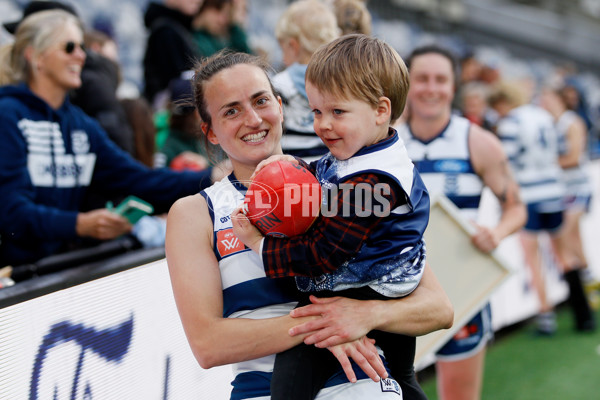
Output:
(434, 160), (468, 173)
(216, 228), (245, 257)
(380, 377), (402, 396)
(452, 323), (480, 341)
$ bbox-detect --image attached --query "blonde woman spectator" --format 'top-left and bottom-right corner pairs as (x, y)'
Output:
(332, 0), (372, 35)
(273, 0), (339, 161)
(0, 10), (214, 266)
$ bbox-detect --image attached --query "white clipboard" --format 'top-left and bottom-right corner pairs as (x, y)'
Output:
(415, 195), (513, 365)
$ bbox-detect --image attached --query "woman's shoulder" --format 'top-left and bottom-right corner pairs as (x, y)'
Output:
(170, 193), (208, 217)
(168, 193), (212, 234)
(0, 95), (43, 126)
(0, 86), (35, 111)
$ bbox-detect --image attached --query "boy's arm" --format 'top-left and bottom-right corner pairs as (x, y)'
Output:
(261, 173), (403, 278)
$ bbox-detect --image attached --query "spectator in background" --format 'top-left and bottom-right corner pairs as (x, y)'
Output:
(71, 29), (136, 157)
(332, 0), (372, 36)
(120, 96), (157, 168)
(459, 52), (484, 85)
(458, 81), (495, 132)
(2, 0), (76, 35)
(1, 0), (137, 213)
(143, 0), (204, 109)
(272, 0), (339, 161)
(192, 0), (252, 58)
(562, 81), (595, 134)
(4, 2), (136, 158)
(0, 10), (217, 267)
(539, 84), (598, 318)
(489, 81), (595, 334)
(83, 29), (119, 63)
(156, 76), (209, 171)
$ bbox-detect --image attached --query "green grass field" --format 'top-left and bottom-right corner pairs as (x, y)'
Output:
(419, 305), (600, 399)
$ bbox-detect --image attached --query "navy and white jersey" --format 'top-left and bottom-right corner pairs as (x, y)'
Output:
(495, 104), (565, 212)
(273, 64), (328, 161)
(556, 110), (592, 201)
(397, 115), (483, 219)
(200, 176), (297, 320)
(201, 175), (403, 400)
(296, 131), (429, 297)
(397, 116), (494, 359)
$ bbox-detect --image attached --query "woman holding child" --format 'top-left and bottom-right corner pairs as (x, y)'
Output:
(166, 46), (453, 399)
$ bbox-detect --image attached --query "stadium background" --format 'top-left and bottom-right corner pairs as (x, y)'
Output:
(1, 0), (599, 131)
(0, 1), (599, 399)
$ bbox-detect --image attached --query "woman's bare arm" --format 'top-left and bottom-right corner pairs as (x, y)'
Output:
(166, 194), (309, 368)
(167, 194), (386, 381)
(288, 264), (454, 348)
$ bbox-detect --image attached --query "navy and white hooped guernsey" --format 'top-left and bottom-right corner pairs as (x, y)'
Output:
(273, 64), (329, 161)
(556, 110), (592, 208)
(397, 115), (493, 360)
(298, 131), (429, 297)
(496, 104), (565, 212)
(397, 115), (484, 219)
(201, 174), (403, 400)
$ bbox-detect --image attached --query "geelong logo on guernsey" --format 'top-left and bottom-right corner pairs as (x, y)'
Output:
(18, 119), (96, 188)
(380, 377), (402, 396)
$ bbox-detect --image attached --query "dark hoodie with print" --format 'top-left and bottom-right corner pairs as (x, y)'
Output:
(0, 83), (211, 266)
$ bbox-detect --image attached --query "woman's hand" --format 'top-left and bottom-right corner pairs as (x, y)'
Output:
(231, 206), (263, 253)
(250, 155), (298, 180)
(289, 296), (375, 348)
(76, 209), (132, 239)
(327, 336), (388, 383)
(470, 223), (500, 253)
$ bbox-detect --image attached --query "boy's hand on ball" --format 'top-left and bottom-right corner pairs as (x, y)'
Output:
(231, 206), (264, 253)
(251, 155), (298, 180)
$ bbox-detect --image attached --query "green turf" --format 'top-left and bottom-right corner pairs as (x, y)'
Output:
(419, 305), (600, 399)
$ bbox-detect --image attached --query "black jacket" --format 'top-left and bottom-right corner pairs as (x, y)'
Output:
(143, 2), (198, 104)
(71, 52), (135, 155)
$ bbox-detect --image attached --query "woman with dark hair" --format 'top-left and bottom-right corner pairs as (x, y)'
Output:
(166, 50), (454, 400)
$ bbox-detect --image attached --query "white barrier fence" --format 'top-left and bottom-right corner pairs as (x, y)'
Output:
(1, 161), (598, 399)
(0, 259), (234, 400)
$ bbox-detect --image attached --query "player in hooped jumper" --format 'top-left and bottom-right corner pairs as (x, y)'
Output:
(166, 50), (454, 400)
(233, 35), (432, 400)
(396, 45), (526, 400)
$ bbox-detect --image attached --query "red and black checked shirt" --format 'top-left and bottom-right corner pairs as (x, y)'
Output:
(261, 172), (406, 279)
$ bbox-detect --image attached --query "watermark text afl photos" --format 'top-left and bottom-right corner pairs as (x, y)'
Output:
(214, 181), (392, 218)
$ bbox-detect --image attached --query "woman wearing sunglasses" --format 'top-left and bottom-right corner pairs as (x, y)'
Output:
(0, 10), (217, 268)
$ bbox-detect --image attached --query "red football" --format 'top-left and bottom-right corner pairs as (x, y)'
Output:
(244, 161), (321, 237)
